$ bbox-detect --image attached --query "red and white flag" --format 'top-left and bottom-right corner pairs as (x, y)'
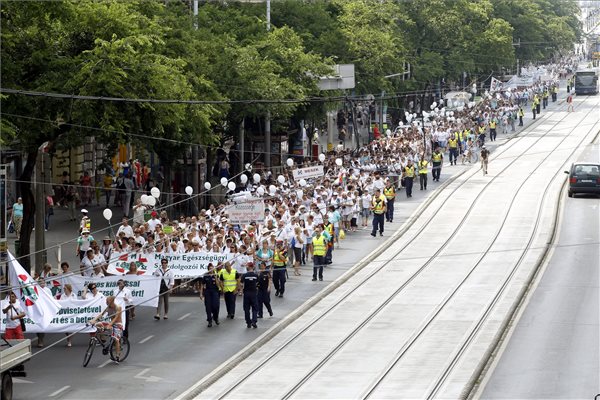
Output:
(8, 252), (61, 328)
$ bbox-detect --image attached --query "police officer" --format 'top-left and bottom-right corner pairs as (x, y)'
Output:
(418, 155), (429, 190)
(448, 134), (459, 165)
(518, 106), (524, 126)
(272, 240), (287, 297)
(432, 147), (443, 182)
(257, 262), (273, 318)
(370, 188), (386, 237)
(241, 262), (259, 329)
(543, 88), (549, 109)
(312, 227), (327, 281)
(218, 262), (239, 319)
(403, 160), (415, 198)
(531, 100), (537, 120)
(383, 180), (395, 223)
(489, 118), (497, 142)
(200, 263), (222, 327)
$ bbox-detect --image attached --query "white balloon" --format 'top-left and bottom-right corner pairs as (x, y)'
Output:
(277, 175), (285, 184)
(240, 174), (248, 184)
(299, 179), (307, 187)
(256, 186), (265, 196)
(220, 177), (228, 186)
(245, 163), (252, 171)
(318, 153), (326, 162)
(150, 187), (160, 198)
(227, 181), (236, 191)
(102, 208), (113, 221)
(147, 196), (156, 206)
(269, 185), (277, 195)
(253, 173), (261, 184)
(185, 186), (193, 196)
(286, 158), (294, 167)
(204, 182), (212, 190)
(335, 158), (343, 167)
(141, 194), (148, 204)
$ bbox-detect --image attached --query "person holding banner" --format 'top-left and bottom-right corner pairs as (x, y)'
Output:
(60, 284), (76, 347)
(154, 259), (174, 320)
(2, 291), (25, 340)
(200, 264), (222, 327)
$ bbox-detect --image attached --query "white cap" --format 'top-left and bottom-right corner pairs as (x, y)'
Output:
(81, 209), (88, 214)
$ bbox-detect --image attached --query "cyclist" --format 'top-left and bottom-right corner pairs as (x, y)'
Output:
(89, 296), (124, 363)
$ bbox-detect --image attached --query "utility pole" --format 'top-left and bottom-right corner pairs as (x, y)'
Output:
(264, 0), (271, 169)
(34, 151), (46, 275)
(239, 119), (245, 174)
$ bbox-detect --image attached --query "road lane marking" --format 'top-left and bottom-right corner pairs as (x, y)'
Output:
(177, 313), (191, 321)
(97, 359), (112, 368)
(134, 368), (162, 382)
(139, 335), (154, 344)
(49, 385), (70, 397)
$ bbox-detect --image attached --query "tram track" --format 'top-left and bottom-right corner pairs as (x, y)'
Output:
(205, 98), (600, 400)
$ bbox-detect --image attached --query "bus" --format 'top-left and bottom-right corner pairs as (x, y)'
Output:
(574, 69), (599, 95)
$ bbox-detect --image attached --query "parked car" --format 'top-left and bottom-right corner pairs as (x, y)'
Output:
(564, 162), (600, 197)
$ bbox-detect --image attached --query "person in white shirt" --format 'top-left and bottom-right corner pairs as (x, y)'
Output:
(114, 279), (133, 337)
(153, 258), (174, 320)
(2, 291), (26, 340)
(117, 217), (134, 238)
(147, 212), (161, 232)
(82, 282), (106, 301)
(60, 284), (77, 347)
(80, 249), (96, 276)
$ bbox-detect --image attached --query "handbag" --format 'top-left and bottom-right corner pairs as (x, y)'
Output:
(12, 305), (26, 332)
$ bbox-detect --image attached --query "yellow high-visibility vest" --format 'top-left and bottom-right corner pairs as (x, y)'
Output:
(448, 139), (458, 149)
(312, 236), (326, 256)
(404, 166), (415, 178)
(489, 121), (497, 129)
(432, 152), (442, 162)
(372, 195), (386, 214)
(273, 251), (287, 267)
(419, 160), (428, 175)
(219, 269), (238, 293)
(383, 187), (395, 200)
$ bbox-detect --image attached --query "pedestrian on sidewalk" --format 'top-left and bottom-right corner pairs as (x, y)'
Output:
(44, 195), (54, 231)
(10, 197), (23, 240)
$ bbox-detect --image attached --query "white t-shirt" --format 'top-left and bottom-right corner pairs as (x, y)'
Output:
(3, 299), (24, 329)
(117, 225), (134, 238)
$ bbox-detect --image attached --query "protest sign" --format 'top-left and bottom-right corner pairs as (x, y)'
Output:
(107, 251), (234, 278)
(226, 199), (265, 224)
(64, 275), (160, 307)
(292, 165), (324, 180)
(0, 297), (102, 333)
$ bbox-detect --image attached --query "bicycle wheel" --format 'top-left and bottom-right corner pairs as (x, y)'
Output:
(83, 338), (96, 367)
(110, 336), (130, 362)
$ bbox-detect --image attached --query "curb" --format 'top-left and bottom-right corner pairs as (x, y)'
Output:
(176, 169), (467, 400)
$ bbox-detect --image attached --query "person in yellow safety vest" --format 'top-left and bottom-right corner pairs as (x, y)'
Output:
(79, 209), (91, 234)
(531, 100), (537, 120)
(322, 215), (334, 264)
(552, 85), (558, 102)
(534, 93), (541, 114)
(448, 135), (459, 165)
(478, 125), (486, 146)
(518, 106), (524, 126)
(431, 147), (443, 182)
(311, 227), (327, 281)
(489, 119), (497, 142)
(218, 262), (239, 319)
(383, 180), (396, 223)
(370, 188), (387, 237)
(543, 89), (549, 109)
(418, 156), (429, 191)
(402, 159), (416, 198)
(272, 240), (288, 297)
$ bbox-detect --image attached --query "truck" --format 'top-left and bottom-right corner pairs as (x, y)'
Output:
(0, 340), (31, 400)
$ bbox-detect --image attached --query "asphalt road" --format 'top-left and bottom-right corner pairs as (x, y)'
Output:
(480, 142), (600, 399)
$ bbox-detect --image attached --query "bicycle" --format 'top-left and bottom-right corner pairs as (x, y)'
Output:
(83, 323), (130, 367)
